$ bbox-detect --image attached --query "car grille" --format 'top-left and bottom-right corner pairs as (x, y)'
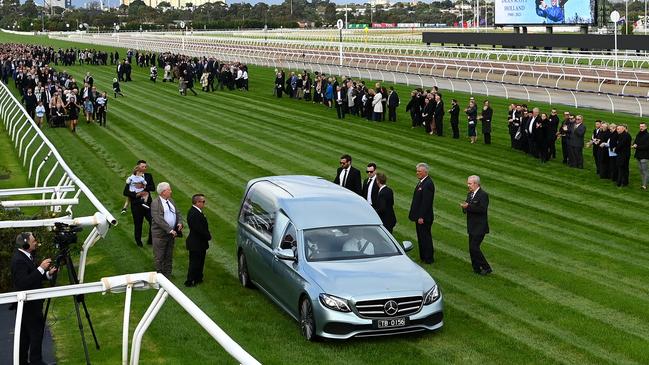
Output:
(354, 296), (423, 318)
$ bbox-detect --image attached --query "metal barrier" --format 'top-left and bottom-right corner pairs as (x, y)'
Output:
(0, 272), (261, 365)
(0, 80), (117, 283)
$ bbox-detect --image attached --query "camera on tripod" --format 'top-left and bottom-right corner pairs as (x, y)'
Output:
(53, 222), (83, 249)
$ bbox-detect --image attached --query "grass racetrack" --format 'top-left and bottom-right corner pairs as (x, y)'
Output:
(1, 33), (649, 364)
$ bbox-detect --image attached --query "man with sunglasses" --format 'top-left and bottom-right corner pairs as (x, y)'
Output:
(333, 154), (362, 196)
(362, 162), (379, 208)
(185, 194), (212, 287)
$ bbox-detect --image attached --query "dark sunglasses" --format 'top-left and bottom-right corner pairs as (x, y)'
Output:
(366, 170), (375, 173)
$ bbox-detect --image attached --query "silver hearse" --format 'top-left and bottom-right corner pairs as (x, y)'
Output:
(237, 175), (443, 340)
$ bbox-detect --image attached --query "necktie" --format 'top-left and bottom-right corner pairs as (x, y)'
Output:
(342, 169), (348, 187)
(166, 201), (175, 214)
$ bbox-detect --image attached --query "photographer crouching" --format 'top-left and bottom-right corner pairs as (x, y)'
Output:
(10, 232), (57, 365)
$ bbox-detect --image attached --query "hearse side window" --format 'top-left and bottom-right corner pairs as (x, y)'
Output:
(239, 182), (289, 244)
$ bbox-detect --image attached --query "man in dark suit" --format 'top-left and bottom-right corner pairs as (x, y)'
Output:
(615, 124), (632, 187)
(387, 86), (399, 122)
(362, 162), (379, 208)
(150, 182), (184, 278)
(523, 107), (540, 157)
(408, 163), (435, 264)
(375, 172), (396, 233)
(123, 160), (155, 246)
(11, 232), (57, 365)
(433, 93), (445, 136)
(185, 194), (212, 287)
(333, 154), (362, 195)
(460, 176), (492, 275)
(568, 115), (587, 168)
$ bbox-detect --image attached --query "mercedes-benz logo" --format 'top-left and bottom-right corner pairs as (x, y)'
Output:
(384, 300), (399, 316)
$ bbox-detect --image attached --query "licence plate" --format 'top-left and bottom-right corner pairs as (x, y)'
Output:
(376, 317), (407, 329)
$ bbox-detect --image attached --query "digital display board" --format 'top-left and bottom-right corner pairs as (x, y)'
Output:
(494, 0), (596, 25)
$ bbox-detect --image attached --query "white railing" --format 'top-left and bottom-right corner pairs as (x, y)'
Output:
(0, 80), (117, 283)
(0, 272), (261, 365)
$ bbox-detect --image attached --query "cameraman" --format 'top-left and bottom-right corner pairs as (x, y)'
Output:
(10, 232), (57, 365)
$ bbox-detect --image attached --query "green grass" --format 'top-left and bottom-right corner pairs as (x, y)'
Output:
(1, 32), (649, 364)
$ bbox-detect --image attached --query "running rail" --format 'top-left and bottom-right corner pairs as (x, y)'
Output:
(0, 80), (117, 283)
(0, 272), (261, 365)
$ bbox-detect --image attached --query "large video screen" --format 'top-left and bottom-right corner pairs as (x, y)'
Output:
(495, 0), (596, 25)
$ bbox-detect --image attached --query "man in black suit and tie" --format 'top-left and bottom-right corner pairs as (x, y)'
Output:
(460, 175), (492, 275)
(11, 232), (57, 365)
(185, 194), (212, 287)
(387, 86), (399, 122)
(123, 160), (155, 247)
(375, 172), (396, 233)
(408, 163), (435, 264)
(333, 154), (362, 195)
(362, 163), (379, 208)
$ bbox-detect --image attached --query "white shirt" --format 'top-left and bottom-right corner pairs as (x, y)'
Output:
(373, 92), (383, 113)
(366, 176), (376, 205)
(159, 197), (176, 231)
(528, 116), (537, 133)
(339, 167), (350, 187)
(192, 204), (202, 213)
(471, 187), (480, 200)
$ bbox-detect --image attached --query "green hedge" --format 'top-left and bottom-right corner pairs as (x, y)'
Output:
(0, 208), (58, 293)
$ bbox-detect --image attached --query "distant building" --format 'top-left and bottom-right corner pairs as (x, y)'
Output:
(120, 0), (225, 7)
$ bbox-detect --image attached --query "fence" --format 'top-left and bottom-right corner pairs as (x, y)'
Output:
(53, 32), (649, 115)
(0, 80), (116, 283)
(0, 272), (261, 365)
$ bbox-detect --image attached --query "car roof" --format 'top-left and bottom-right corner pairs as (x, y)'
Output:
(248, 175), (382, 230)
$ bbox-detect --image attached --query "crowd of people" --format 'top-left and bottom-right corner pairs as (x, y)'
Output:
(115, 50), (250, 96)
(271, 71), (648, 189)
(2, 44), (111, 131)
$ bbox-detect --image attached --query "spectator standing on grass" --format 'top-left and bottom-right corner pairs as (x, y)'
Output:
(185, 194), (212, 287)
(96, 92), (107, 127)
(559, 111), (573, 164)
(548, 109), (560, 159)
(375, 172), (396, 233)
(112, 78), (124, 98)
(66, 89), (79, 133)
(151, 182), (183, 278)
(567, 115), (586, 169)
(83, 97), (94, 123)
(372, 87), (383, 122)
(34, 101), (45, 128)
(334, 154), (362, 196)
(631, 122), (649, 189)
(460, 175), (492, 276)
(479, 100), (492, 144)
(433, 93), (445, 136)
(615, 124), (632, 187)
(465, 99), (478, 144)
(406, 90), (421, 128)
(409, 163), (436, 264)
(123, 160), (155, 247)
(449, 99), (460, 139)
(387, 86), (399, 122)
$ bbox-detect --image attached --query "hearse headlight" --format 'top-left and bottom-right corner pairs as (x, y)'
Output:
(319, 293), (351, 312)
(423, 285), (440, 305)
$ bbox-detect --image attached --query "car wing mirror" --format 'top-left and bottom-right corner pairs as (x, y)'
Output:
(275, 248), (297, 261)
(402, 241), (414, 252)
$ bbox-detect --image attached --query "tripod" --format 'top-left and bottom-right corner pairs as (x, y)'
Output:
(43, 246), (100, 365)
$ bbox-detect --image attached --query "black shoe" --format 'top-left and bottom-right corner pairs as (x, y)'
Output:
(195, 279), (203, 284)
(479, 268), (493, 276)
(184, 281), (195, 287)
(136, 242), (143, 247)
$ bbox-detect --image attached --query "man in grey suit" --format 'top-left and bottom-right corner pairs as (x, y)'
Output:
(150, 182), (183, 278)
(567, 115), (587, 168)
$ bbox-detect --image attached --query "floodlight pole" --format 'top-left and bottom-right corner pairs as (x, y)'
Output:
(614, 20), (619, 82)
(625, 0), (628, 34)
(645, 0), (647, 35)
(476, 0), (480, 32)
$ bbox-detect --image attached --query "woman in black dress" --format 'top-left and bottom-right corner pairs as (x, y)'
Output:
(465, 99), (478, 144)
(66, 90), (80, 133)
(479, 100), (493, 144)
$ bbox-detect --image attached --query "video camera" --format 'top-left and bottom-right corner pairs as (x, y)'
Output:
(53, 222), (83, 249)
